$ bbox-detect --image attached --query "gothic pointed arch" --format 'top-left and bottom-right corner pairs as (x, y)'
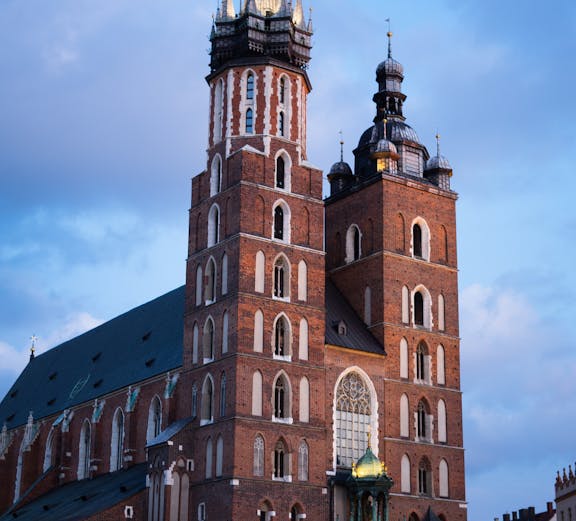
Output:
(272, 371), (292, 422)
(201, 374), (215, 425)
(272, 313), (292, 359)
(210, 154), (222, 196)
(274, 149), (292, 191)
(110, 407), (125, 472)
(147, 396), (162, 443)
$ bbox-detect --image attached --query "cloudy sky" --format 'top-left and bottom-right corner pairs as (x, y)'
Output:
(1, 0), (575, 519)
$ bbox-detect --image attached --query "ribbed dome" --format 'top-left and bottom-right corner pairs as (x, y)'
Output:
(328, 161), (353, 178)
(426, 154), (452, 171)
(389, 121), (420, 144)
(375, 138), (397, 155)
(353, 447), (385, 479)
(376, 57), (404, 78)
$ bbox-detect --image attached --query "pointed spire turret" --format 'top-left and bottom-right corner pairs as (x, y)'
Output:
(292, 0), (305, 27)
(218, 0), (236, 20)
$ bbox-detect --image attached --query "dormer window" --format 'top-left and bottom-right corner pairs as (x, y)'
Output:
(337, 320), (348, 336)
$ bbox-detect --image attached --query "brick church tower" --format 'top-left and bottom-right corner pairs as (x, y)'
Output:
(182, 0), (328, 519)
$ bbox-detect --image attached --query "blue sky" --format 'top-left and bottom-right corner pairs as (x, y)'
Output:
(1, 1), (575, 519)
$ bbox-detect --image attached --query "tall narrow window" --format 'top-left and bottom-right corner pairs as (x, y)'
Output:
(43, 429), (56, 472)
(400, 338), (409, 379)
(246, 73), (254, 100)
(203, 318), (215, 362)
(274, 256), (289, 299)
(274, 440), (286, 478)
(208, 205), (220, 248)
(205, 438), (213, 479)
(273, 374), (290, 420)
(192, 323), (199, 364)
(78, 420), (91, 480)
(298, 318), (309, 360)
(210, 155), (222, 196)
(439, 459), (449, 497)
(413, 223), (422, 257)
(438, 399), (447, 443)
(416, 341), (429, 382)
(345, 225), (361, 263)
(214, 80), (223, 143)
(417, 401), (429, 441)
(400, 394), (409, 437)
(201, 376), (214, 425)
(252, 371), (263, 416)
(216, 435), (224, 477)
(418, 459), (431, 496)
(253, 435), (264, 476)
(279, 77), (286, 104)
(253, 310), (264, 353)
(147, 397), (162, 442)
(299, 377), (310, 423)
(298, 441), (309, 481)
(279, 111), (285, 137)
(219, 373), (227, 417)
(401, 454), (411, 493)
(414, 291), (424, 326)
(110, 408), (124, 472)
(274, 206), (284, 240)
(438, 294), (445, 331)
(221, 253), (228, 295)
(246, 108), (254, 134)
(297, 260), (307, 301)
(274, 315), (290, 358)
(192, 384), (198, 417)
(437, 345), (446, 385)
(205, 258), (216, 304)
(402, 285), (410, 324)
(276, 156), (285, 188)
(195, 266), (203, 306)
(221, 311), (229, 354)
(255, 251), (265, 293)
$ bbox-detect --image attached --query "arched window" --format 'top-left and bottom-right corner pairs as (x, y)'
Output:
(255, 250), (265, 293)
(345, 225), (361, 263)
(418, 457), (432, 496)
(400, 338), (409, 379)
(412, 218), (430, 261)
(43, 429), (56, 472)
(335, 371), (373, 467)
(221, 311), (229, 354)
(273, 315), (291, 359)
(401, 454), (411, 493)
(402, 285), (410, 324)
(110, 408), (124, 472)
(437, 345), (446, 385)
(253, 310), (264, 353)
(210, 154), (222, 196)
(279, 111), (285, 136)
(147, 396), (162, 443)
(220, 373), (227, 417)
(192, 322), (199, 364)
(438, 294), (445, 331)
(205, 438), (213, 479)
(213, 79), (223, 144)
(273, 373), (291, 421)
(192, 384), (198, 418)
(203, 318), (215, 362)
(298, 318), (308, 361)
(78, 420), (91, 480)
(195, 266), (203, 306)
(216, 435), (224, 477)
(207, 205), (220, 248)
(246, 108), (254, 134)
(298, 441), (309, 481)
(416, 400), (431, 442)
(400, 393), (409, 437)
(279, 77), (286, 104)
(252, 371), (263, 416)
(273, 439), (287, 479)
(253, 435), (264, 476)
(299, 377), (310, 423)
(221, 253), (228, 295)
(413, 223), (422, 257)
(276, 152), (286, 189)
(413, 286), (432, 329)
(439, 459), (449, 497)
(205, 257), (217, 304)
(246, 72), (254, 100)
(273, 255), (290, 299)
(274, 206), (284, 240)
(297, 260), (307, 301)
(364, 286), (371, 325)
(201, 376), (214, 425)
(438, 399), (447, 443)
(396, 213), (406, 253)
(416, 341), (430, 383)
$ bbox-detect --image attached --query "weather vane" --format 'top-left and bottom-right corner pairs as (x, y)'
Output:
(30, 335), (37, 359)
(339, 130), (344, 161)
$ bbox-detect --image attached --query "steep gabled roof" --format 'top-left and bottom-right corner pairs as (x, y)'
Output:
(0, 287), (185, 429)
(325, 279), (384, 355)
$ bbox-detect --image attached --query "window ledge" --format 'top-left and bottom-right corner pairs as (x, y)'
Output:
(272, 475), (292, 482)
(203, 358), (214, 365)
(200, 418), (214, 427)
(272, 416), (293, 425)
(272, 296), (290, 303)
(273, 354), (292, 363)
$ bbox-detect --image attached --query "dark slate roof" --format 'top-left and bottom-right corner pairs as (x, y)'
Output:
(0, 463), (147, 521)
(325, 280), (384, 355)
(0, 287), (185, 429)
(147, 416), (194, 448)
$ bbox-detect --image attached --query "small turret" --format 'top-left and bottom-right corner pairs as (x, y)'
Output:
(327, 135), (354, 196)
(371, 119), (399, 174)
(425, 133), (453, 190)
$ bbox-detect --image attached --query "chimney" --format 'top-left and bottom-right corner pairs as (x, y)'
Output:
(504, 514), (511, 521)
(519, 508), (528, 521)
(547, 502), (554, 514)
(529, 507), (536, 520)
(513, 511), (518, 521)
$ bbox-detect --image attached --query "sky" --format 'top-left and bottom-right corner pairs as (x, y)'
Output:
(1, 0), (575, 519)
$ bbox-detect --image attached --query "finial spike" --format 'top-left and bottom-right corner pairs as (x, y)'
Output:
(385, 18), (393, 58)
(436, 131), (441, 156)
(339, 131), (344, 162)
(29, 335), (37, 360)
(383, 118), (388, 140)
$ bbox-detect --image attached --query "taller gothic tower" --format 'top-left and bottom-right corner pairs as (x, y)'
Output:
(183, 1), (328, 519)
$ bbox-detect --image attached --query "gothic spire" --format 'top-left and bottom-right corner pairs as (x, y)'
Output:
(292, 0), (305, 28)
(219, 0), (236, 20)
